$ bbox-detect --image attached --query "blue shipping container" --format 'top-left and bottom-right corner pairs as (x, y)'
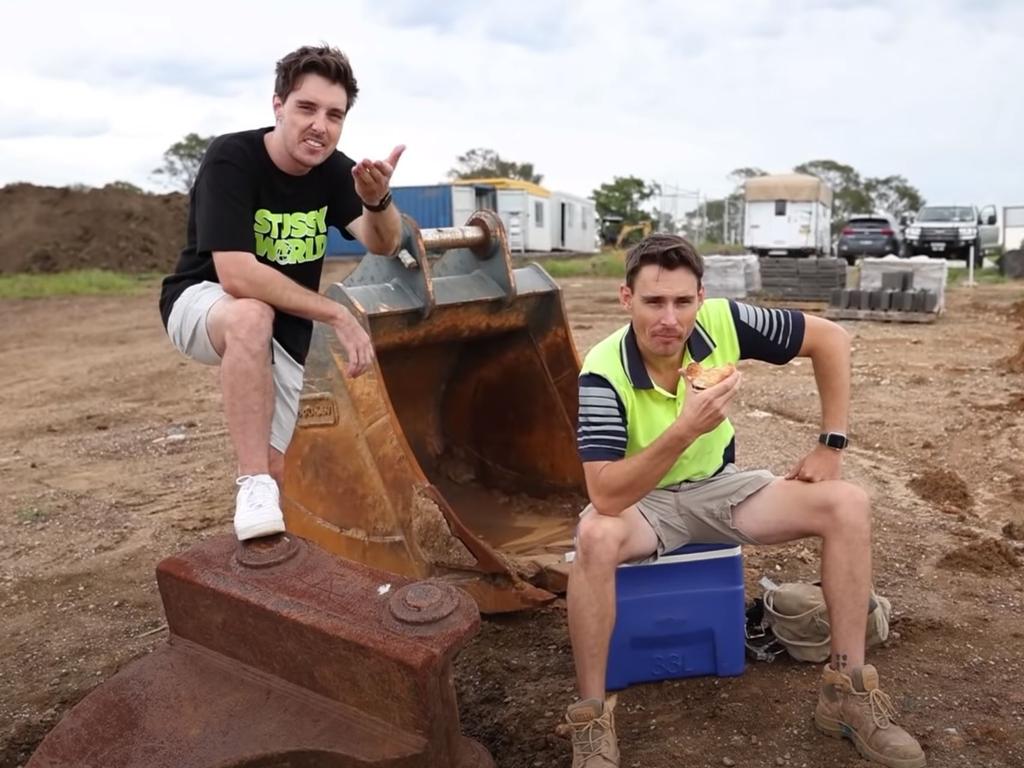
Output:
(327, 184), (458, 257)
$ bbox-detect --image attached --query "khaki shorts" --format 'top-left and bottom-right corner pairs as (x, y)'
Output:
(165, 281), (303, 453)
(581, 465), (777, 563)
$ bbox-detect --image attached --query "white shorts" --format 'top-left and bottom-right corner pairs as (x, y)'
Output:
(165, 281), (303, 453)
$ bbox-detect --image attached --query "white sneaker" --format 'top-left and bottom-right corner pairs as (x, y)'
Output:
(234, 474), (285, 541)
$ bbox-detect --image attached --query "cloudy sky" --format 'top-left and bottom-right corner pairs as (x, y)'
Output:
(1, 0), (1020, 210)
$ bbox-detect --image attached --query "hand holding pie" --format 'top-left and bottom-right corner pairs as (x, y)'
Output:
(682, 362), (736, 390)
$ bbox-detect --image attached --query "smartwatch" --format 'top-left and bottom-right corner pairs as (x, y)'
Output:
(818, 432), (849, 450)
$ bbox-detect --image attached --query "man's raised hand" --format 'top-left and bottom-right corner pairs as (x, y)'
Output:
(352, 145), (406, 208)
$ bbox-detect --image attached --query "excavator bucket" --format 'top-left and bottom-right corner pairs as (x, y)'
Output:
(283, 211), (587, 613)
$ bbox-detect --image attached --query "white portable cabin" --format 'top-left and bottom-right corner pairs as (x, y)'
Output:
(743, 174), (833, 256)
(549, 191), (598, 253)
(1004, 205), (1024, 251)
(451, 183), (496, 226)
(456, 178), (552, 252)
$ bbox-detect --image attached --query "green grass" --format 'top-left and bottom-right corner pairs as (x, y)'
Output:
(948, 267), (1007, 285)
(534, 252), (626, 279)
(696, 241), (748, 255)
(15, 505), (48, 524)
(0, 270), (160, 299)
(534, 241), (748, 280)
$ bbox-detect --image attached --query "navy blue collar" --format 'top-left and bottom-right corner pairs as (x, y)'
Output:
(621, 323), (717, 390)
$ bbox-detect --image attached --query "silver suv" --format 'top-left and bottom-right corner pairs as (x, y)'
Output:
(904, 205), (999, 267)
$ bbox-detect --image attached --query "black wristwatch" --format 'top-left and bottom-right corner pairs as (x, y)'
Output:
(363, 190), (393, 213)
(818, 432), (849, 450)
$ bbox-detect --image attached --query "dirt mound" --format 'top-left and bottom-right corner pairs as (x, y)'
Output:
(891, 614), (953, 643)
(1009, 300), (1024, 327)
(976, 392), (1024, 412)
(937, 538), (1022, 575)
(997, 302), (1024, 372)
(1002, 338), (1024, 373)
(908, 469), (974, 512)
(0, 183), (187, 274)
(1004, 520), (1024, 541)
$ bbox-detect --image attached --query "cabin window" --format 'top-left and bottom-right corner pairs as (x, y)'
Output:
(535, 201), (544, 227)
(775, 199), (787, 216)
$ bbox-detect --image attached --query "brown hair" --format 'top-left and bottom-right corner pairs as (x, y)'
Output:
(274, 45), (359, 107)
(624, 233), (704, 289)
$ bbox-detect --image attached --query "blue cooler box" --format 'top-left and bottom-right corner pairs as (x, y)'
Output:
(606, 542), (745, 690)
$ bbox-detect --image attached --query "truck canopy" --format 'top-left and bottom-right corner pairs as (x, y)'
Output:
(744, 174), (832, 206)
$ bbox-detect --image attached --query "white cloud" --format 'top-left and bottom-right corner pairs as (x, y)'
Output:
(0, 0), (1020, 209)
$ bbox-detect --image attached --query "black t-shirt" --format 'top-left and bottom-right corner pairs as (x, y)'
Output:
(158, 127), (363, 364)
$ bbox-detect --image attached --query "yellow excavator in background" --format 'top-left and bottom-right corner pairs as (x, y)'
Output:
(599, 216), (654, 249)
(614, 220), (653, 248)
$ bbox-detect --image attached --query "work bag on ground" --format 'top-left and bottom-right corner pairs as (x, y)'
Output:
(762, 582), (892, 663)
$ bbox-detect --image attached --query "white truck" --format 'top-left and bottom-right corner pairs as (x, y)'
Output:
(904, 204), (999, 267)
(743, 174), (833, 257)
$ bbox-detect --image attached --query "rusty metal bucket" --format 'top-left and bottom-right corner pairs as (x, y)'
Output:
(283, 211), (586, 613)
(28, 534), (493, 767)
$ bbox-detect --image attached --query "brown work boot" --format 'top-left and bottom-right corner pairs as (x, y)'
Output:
(815, 664), (926, 768)
(566, 695), (619, 767)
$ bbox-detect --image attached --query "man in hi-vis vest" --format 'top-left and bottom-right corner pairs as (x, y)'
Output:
(565, 234), (923, 768)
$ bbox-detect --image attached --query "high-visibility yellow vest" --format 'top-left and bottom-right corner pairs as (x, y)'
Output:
(580, 298), (741, 486)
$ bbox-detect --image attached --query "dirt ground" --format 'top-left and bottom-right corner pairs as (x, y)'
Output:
(2, 263), (1024, 767)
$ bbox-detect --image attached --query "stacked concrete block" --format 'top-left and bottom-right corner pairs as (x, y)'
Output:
(919, 288), (937, 311)
(827, 286), (939, 315)
(742, 253), (762, 293)
(880, 271), (913, 291)
(860, 256), (947, 310)
(834, 289), (934, 313)
(759, 257), (847, 301)
(703, 255), (749, 299)
(1001, 250), (1024, 279)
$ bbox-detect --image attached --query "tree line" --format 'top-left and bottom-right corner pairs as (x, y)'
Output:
(153, 137), (925, 241)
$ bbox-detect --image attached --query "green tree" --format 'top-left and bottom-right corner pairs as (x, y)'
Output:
(864, 175), (925, 220)
(703, 198), (726, 229)
(592, 176), (660, 224)
(793, 159), (925, 231)
(793, 159), (872, 233)
(152, 133), (215, 191)
(447, 147), (543, 184)
(727, 166), (768, 186)
(104, 180), (144, 194)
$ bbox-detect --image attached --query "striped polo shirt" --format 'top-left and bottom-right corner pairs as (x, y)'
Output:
(577, 298), (805, 485)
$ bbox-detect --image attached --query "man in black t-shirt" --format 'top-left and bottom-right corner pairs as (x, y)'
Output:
(159, 44), (403, 541)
